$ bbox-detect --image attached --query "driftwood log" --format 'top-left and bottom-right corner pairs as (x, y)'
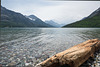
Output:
(35, 39), (100, 67)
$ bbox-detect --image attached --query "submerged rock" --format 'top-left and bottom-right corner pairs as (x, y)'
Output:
(0, 64), (2, 67)
(7, 61), (16, 67)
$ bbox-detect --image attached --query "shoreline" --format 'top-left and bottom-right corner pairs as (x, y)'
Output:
(35, 39), (100, 67)
(80, 49), (100, 67)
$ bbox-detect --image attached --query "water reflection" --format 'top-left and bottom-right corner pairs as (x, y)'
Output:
(0, 28), (43, 44)
(0, 28), (100, 67)
(76, 28), (100, 40)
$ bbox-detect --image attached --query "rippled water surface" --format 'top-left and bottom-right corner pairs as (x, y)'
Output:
(0, 28), (100, 66)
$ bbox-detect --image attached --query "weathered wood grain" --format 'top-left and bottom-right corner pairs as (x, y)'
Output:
(35, 39), (100, 67)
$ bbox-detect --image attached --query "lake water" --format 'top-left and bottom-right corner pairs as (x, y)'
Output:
(0, 28), (100, 66)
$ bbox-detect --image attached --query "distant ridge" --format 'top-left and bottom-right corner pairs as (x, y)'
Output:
(45, 20), (62, 27)
(63, 7), (100, 28)
(0, 6), (53, 27)
(27, 15), (53, 27)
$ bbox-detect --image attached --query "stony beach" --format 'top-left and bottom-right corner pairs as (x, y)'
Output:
(34, 39), (100, 67)
(0, 49), (100, 67)
(80, 49), (100, 67)
(0, 28), (100, 67)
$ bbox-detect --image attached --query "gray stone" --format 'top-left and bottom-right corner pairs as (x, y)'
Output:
(7, 61), (16, 67)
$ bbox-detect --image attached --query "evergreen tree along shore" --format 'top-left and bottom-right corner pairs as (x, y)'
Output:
(63, 7), (100, 28)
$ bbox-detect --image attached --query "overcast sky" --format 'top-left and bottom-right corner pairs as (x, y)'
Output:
(1, 0), (100, 24)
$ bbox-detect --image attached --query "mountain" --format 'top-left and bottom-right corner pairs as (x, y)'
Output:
(63, 7), (100, 28)
(27, 15), (53, 27)
(45, 20), (62, 27)
(0, 6), (53, 27)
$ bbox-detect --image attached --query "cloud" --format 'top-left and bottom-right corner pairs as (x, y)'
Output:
(32, 1), (100, 24)
(1, 0), (100, 24)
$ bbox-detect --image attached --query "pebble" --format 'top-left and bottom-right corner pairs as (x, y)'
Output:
(80, 50), (100, 67)
(0, 42), (99, 67)
(7, 61), (16, 67)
